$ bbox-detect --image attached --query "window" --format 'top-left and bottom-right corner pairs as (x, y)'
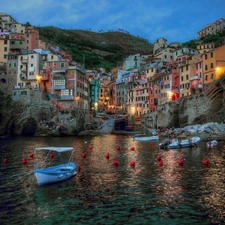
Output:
(186, 75), (189, 80)
(21, 91), (27, 96)
(181, 76), (183, 81)
(186, 65), (188, 71)
(4, 47), (7, 52)
(210, 52), (213, 58)
(211, 74), (214, 79)
(205, 65), (208, 70)
(31, 55), (34, 58)
(205, 54), (207, 60)
(4, 40), (7, 44)
(210, 63), (213, 68)
(205, 75), (208, 80)
(60, 62), (64, 68)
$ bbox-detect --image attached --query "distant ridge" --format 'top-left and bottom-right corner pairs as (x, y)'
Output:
(38, 26), (153, 69)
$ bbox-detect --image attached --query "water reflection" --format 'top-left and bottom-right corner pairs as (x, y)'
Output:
(0, 135), (224, 224)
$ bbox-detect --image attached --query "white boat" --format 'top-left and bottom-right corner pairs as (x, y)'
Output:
(33, 147), (77, 186)
(206, 140), (218, 148)
(134, 135), (159, 141)
(159, 136), (201, 149)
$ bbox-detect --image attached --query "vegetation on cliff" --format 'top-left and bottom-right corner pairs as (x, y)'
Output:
(38, 26), (153, 70)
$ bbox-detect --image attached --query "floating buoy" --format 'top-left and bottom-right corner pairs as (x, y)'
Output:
(78, 165), (82, 171)
(50, 153), (54, 159)
(88, 145), (93, 150)
(29, 153), (34, 159)
(149, 142), (154, 146)
(158, 160), (163, 166)
(22, 158), (27, 165)
(178, 159), (184, 166)
(81, 153), (86, 159)
(130, 146), (135, 151)
(203, 159), (209, 166)
(157, 155), (161, 161)
(3, 159), (8, 164)
(113, 160), (119, 166)
(130, 161), (135, 167)
(105, 153), (109, 159)
(116, 146), (120, 151)
(223, 145), (225, 150)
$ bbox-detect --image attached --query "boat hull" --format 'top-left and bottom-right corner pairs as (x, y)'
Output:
(134, 136), (159, 142)
(34, 162), (76, 186)
(159, 137), (201, 149)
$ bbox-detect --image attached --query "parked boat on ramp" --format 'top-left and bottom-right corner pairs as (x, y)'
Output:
(159, 136), (201, 149)
(134, 135), (159, 142)
(206, 140), (218, 148)
(33, 147), (77, 186)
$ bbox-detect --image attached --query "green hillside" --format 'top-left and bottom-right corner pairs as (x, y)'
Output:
(38, 26), (153, 70)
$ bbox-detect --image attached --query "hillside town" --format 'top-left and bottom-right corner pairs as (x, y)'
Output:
(1, 12), (225, 122)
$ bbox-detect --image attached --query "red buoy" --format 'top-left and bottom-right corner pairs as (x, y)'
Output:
(203, 159), (209, 166)
(50, 153), (54, 159)
(88, 145), (93, 150)
(130, 146), (135, 151)
(157, 155), (161, 161)
(130, 161), (135, 167)
(223, 145), (225, 150)
(116, 146), (120, 151)
(158, 160), (163, 166)
(78, 165), (82, 171)
(3, 159), (8, 164)
(113, 160), (119, 166)
(29, 153), (34, 159)
(105, 153), (109, 159)
(82, 153), (86, 159)
(178, 159), (184, 166)
(22, 158), (27, 165)
(149, 142), (154, 146)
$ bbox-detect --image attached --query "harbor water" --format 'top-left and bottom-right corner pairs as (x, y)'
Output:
(0, 134), (225, 224)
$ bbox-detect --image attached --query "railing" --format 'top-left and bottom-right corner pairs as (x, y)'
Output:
(190, 76), (200, 81)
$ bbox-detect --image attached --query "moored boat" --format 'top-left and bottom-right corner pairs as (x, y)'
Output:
(159, 136), (201, 149)
(206, 140), (218, 148)
(134, 135), (159, 142)
(33, 147), (77, 186)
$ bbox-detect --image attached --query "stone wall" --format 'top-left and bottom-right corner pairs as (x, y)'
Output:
(142, 91), (225, 129)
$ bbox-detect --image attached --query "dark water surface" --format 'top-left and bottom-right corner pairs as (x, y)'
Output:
(0, 134), (225, 225)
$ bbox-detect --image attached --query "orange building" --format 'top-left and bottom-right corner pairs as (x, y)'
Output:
(202, 44), (225, 88)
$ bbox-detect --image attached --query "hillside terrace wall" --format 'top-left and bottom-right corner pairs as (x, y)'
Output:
(142, 91), (224, 129)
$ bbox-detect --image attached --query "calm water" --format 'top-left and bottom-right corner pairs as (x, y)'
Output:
(0, 134), (225, 225)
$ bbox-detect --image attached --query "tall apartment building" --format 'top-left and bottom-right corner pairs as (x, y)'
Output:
(197, 18), (225, 39)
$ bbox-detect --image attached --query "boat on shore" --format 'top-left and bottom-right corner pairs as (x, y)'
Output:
(134, 135), (159, 142)
(33, 147), (77, 186)
(206, 140), (218, 148)
(159, 136), (201, 149)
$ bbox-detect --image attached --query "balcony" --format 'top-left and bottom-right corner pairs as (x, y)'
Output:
(21, 59), (28, 64)
(190, 75), (200, 81)
(60, 95), (74, 100)
(53, 85), (66, 90)
(20, 67), (27, 72)
(195, 84), (203, 89)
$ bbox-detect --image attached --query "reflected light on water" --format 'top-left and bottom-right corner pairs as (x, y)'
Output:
(0, 135), (225, 224)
